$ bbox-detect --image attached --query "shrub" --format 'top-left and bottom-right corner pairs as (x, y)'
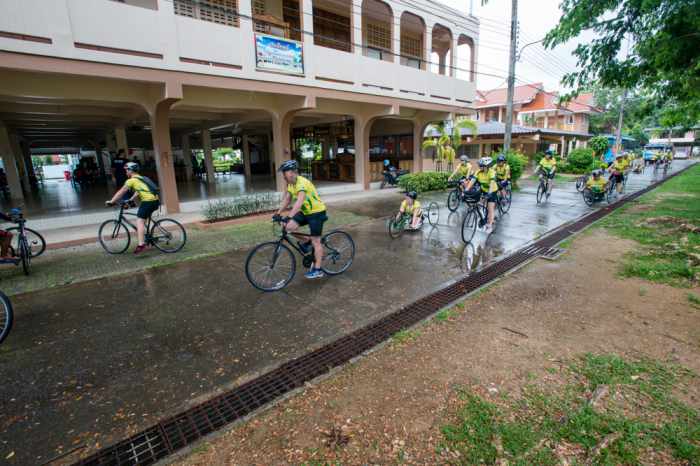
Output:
(503, 150), (527, 186)
(589, 136), (610, 158)
(566, 148), (596, 173)
(397, 171), (450, 193)
(202, 192), (280, 222)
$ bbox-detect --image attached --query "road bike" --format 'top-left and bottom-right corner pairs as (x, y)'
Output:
(245, 217), (355, 292)
(496, 181), (512, 215)
(0, 208), (46, 275)
(99, 201), (187, 254)
(387, 202), (439, 239)
(461, 192), (493, 244)
(536, 172), (554, 204)
(0, 291), (13, 345)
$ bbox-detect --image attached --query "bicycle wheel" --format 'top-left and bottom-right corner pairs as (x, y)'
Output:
(498, 189), (512, 215)
(0, 291), (13, 345)
(582, 189), (594, 207)
(151, 218), (187, 253)
(606, 182), (616, 204)
(245, 242), (296, 292)
(6, 227), (46, 257)
(387, 217), (405, 239)
(575, 176), (586, 192)
(461, 208), (478, 244)
(321, 230), (355, 275)
(426, 202), (440, 226)
(536, 182), (546, 204)
(447, 189), (460, 212)
(98, 220), (131, 254)
(19, 240), (30, 276)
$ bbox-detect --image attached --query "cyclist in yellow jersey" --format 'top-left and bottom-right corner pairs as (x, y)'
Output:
(397, 191), (422, 229)
(106, 162), (160, 255)
(609, 153), (626, 194)
(537, 150), (557, 196)
(586, 169), (607, 194)
(465, 157), (498, 232)
(448, 155), (475, 193)
(494, 153), (511, 198)
(275, 160), (327, 279)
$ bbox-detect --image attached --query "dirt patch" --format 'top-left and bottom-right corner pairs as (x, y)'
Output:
(175, 229), (700, 465)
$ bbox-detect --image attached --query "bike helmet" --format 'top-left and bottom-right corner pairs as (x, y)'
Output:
(478, 156), (492, 167)
(545, 150), (554, 157)
(459, 155), (469, 162)
(383, 159), (390, 166)
(592, 169), (602, 177)
(497, 154), (507, 162)
(279, 159), (299, 172)
(125, 162), (139, 172)
(406, 190), (418, 200)
(615, 152), (624, 158)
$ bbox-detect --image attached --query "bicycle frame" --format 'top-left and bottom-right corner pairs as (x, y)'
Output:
(115, 204), (154, 235)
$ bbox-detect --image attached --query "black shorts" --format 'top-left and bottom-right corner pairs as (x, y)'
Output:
(137, 200), (160, 220)
(292, 211), (328, 237)
(611, 173), (624, 183)
(483, 192), (498, 203)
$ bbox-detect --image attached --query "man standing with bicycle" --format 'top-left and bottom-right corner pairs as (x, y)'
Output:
(275, 160), (327, 280)
(105, 162), (160, 255)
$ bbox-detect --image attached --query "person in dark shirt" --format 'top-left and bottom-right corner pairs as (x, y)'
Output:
(112, 149), (128, 187)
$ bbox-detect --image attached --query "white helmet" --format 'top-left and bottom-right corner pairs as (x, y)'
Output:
(459, 155), (469, 162)
(479, 157), (492, 167)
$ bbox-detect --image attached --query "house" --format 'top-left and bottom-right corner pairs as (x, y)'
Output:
(645, 126), (700, 158)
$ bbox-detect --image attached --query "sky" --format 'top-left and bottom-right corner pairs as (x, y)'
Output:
(440, 0), (593, 93)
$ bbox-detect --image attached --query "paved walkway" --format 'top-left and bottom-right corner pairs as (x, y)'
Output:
(0, 161), (693, 465)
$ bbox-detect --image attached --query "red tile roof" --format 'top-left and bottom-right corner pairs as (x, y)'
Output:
(477, 84), (601, 114)
(475, 83), (542, 108)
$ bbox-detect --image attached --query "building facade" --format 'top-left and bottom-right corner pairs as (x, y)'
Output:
(0, 0), (479, 213)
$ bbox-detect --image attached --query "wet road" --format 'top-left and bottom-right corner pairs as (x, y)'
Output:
(0, 161), (692, 465)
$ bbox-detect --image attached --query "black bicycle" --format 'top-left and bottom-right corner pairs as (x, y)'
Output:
(496, 180), (512, 215)
(245, 217), (355, 292)
(461, 192), (492, 244)
(0, 291), (13, 345)
(536, 171), (554, 204)
(99, 201), (187, 254)
(1, 208), (46, 275)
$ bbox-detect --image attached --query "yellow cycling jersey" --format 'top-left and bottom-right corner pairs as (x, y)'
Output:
(539, 157), (557, 172)
(400, 199), (421, 215)
(473, 168), (498, 193)
(287, 175), (326, 215)
(495, 163), (511, 180)
(125, 175), (159, 202)
(454, 162), (474, 179)
(586, 176), (607, 192)
(611, 160), (626, 172)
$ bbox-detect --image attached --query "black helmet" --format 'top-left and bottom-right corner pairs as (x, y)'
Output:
(497, 154), (507, 162)
(545, 149), (554, 157)
(406, 190), (418, 200)
(279, 160), (299, 172)
(592, 169), (602, 177)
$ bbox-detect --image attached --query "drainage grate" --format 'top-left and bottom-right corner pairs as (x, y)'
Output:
(73, 166), (693, 466)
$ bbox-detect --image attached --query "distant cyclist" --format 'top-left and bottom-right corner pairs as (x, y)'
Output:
(494, 154), (511, 198)
(275, 160), (328, 280)
(106, 162), (160, 255)
(536, 150), (557, 196)
(609, 153), (626, 194)
(448, 155), (475, 194)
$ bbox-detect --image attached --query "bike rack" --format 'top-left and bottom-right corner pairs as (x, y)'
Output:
(73, 165), (695, 466)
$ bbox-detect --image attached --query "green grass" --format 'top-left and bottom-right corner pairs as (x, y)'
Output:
(0, 210), (369, 296)
(440, 354), (699, 465)
(688, 293), (700, 308)
(435, 308), (458, 322)
(599, 165), (700, 287)
(392, 329), (421, 344)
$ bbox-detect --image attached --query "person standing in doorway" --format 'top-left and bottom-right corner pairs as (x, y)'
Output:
(112, 149), (128, 187)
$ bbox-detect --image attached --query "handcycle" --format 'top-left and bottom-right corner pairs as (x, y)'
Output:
(387, 202), (440, 239)
(582, 187), (607, 206)
(245, 216), (355, 292)
(0, 208), (46, 275)
(99, 200), (187, 254)
(536, 171), (554, 204)
(0, 291), (13, 345)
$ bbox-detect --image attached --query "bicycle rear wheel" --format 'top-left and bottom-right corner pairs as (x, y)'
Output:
(6, 227), (46, 257)
(321, 231), (355, 275)
(606, 181), (616, 204)
(19, 240), (30, 276)
(499, 188), (512, 215)
(245, 242), (296, 291)
(151, 218), (187, 253)
(461, 208), (478, 244)
(98, 220), (130, 254)
(0, 291), (13, 345)
(447, 189), (460, 212)
(387, 217), (405, 239)
(426, 202), (440, 226)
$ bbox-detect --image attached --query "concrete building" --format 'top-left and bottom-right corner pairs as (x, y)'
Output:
(0, 0), (480, 213)
(645, 126), (700, 158)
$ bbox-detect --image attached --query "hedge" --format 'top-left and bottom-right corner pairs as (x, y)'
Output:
(397, 171), (450, 193)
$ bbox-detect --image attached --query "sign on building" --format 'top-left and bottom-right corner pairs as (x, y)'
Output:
(255, 34), (304, 75)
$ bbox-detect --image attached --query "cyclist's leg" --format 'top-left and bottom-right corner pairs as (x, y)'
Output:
(486, 193), (497, 226)
(307, 212), (328, 270)
(136, 201), (158, 247)
(411, 209), (422, 228)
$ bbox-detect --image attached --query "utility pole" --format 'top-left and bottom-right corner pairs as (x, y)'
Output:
(614, 89), (628, 155)
(503, 0), (519, 152)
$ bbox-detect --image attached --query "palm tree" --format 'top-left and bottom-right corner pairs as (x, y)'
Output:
(422, 119), (478, 172)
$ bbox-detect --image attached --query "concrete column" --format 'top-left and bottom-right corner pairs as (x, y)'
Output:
(498, 107), (503, 123)
(242, 134), (252, 188)
(301, 0), (315, 71)
(148, 100), (180, 214)
(181, 134), (193, 181)
(239, 0), (256, 71)
(0, 124), (24, 200)
(201, 129), (216, 185)
(9, 134), (30, 191)
(115, 125), (128, 153)
(20, 140), (36, 184)
(353, 117), (371, 190)
(413, 120), (426, 173)
(271, 113), (293, 191)
(351, 0), (363, 56)
(451, 36), (459, 78)
(544, 115), (550, 129)
(267, 131), (275, 175)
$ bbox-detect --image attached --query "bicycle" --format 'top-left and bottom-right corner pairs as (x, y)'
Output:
(575, 174), (589, 193)
(0, 291), (13, 345)
(446, 180), (466, 212)
(582, 187), (606, 207)
(536, 172), (554, 204)
(606, 176), (620, 204)
(99, 201), (187, 254)
(1, 208), (46, 275)
(387, 202), (440, 239)
(496, 180), (512, 215)
(461, 191), (492, 244)
(245, 216), (355, 292)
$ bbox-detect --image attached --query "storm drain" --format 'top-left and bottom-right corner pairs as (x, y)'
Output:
(73, 166), (693, 466)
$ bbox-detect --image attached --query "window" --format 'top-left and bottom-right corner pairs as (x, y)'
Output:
(314, 8), (351, 52)
(174, 0), (239, 27)
(401, 35), (422, 59)
(366, 21), (391, 51)
(253, 0), (265, 15)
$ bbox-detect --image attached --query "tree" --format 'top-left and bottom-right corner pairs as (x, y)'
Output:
(589, 135), (610, 158)
(545, 0), (700, 128)
(422, 119), (477, 169)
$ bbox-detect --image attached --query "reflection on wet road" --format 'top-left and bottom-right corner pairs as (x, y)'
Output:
(0, 162), (692, 465)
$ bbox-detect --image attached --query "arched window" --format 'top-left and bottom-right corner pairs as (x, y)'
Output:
(430, 24), (453, 76)
(400, 12), (425, 69)
(362, 0), (393, 62)
(457, 34), (475, 81)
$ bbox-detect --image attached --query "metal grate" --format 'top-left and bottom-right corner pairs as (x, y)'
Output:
(74, 166), (692, 466)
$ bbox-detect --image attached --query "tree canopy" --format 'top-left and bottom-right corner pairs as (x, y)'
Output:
(544, 0), (700, 127)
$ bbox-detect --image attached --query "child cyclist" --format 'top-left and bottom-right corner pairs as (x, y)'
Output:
(397, 191), (422, 230)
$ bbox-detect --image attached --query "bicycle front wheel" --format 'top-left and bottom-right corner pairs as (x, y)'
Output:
(151, 218), (187, 253)
(575, 176), (586, 192)
(99, 220), (130, 254)
(6, 227), (46, 257)
(582, 190), (594, 206)
(536, 183), (545, 204)
(447, 189), (460, 212)
(388, 217), (405, 239)
(499, 189), (512, 215)
(606, 183), (616, 204)
(461, 208), (478, 244)
(245, 242), (296, 291)
(19, 240), (30, 276)
(0, 291), (13, 345)
(426, 202), (440, 226)
(321, 231), (355, 275)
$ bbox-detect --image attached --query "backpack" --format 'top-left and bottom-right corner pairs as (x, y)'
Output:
(133, 175), (160, 197)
